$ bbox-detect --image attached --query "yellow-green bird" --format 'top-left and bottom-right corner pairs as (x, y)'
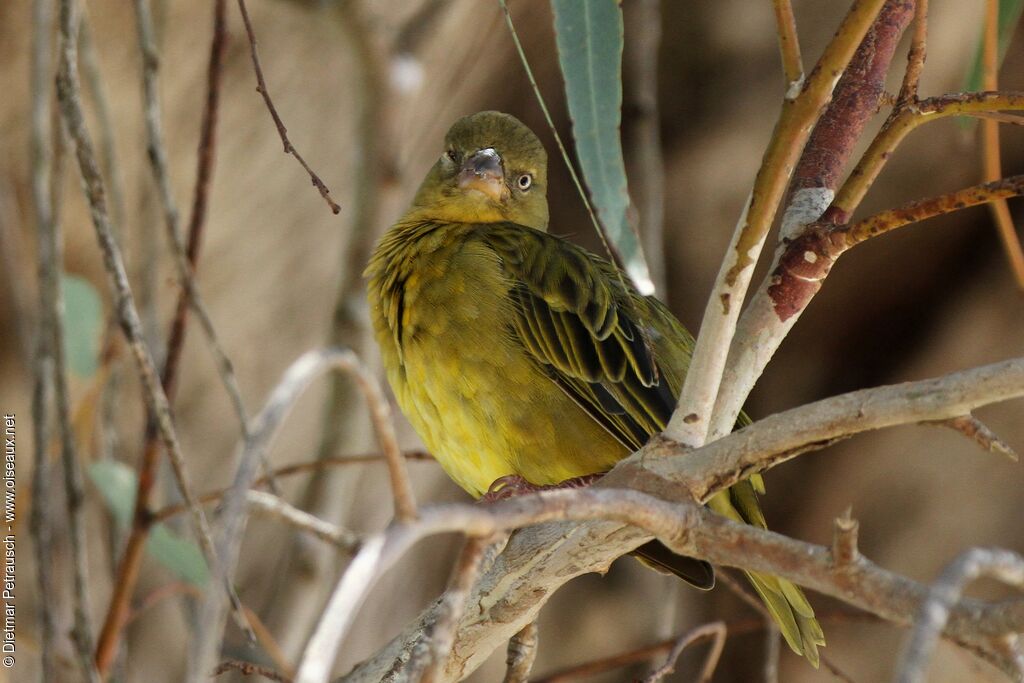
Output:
(366, 111), (824, 665)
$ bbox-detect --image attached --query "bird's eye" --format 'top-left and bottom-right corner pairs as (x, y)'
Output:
(517, 174), (533, 191)
(445, 149), (458, 163)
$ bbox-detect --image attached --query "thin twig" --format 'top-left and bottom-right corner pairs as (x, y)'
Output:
(641, 621), (726, 683)
(532, 612), (873, 683)
(29, 0), (58, 678)
(895, 548), (1024, 683)
(832, 91), (1024, 218)
(134, 0), (249, 438)
(152, 450), (432, 523)
(717, 569), (780, 682)
(771, 0), (804, 94)
(247, 490), (361, 552)
(982, 0), (1024, 289)
(56, 0), (227, 675)
(213, 659), (293, 682)
(503, 622), (538, 683)
(664, 0), (889, 446)
(192, 348), (415, 680)
(832, 507), (860, 568)
(897, 0), (928, 104)
(936, 414), (1018, 461)
(95, 1), (246, 672)
(50, 4), (101, 680)
(78, 10), (126, 238)
(841, 173), (1024, 247)
(236, 0), (340, 213)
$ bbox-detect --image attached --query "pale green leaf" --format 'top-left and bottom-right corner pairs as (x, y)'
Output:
(552, 0), (654, 294)
(88, 461), (209, 586)
(60, 273), (102, 377)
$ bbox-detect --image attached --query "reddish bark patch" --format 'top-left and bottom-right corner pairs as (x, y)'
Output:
(768, 230), (839, 321)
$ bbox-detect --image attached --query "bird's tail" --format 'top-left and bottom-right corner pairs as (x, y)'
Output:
(709, 476), (825, 667)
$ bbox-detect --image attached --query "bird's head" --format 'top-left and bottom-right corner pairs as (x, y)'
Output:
(410, 111), (549, 230)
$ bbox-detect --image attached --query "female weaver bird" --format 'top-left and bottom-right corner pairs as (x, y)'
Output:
(366, 111), (824, 665)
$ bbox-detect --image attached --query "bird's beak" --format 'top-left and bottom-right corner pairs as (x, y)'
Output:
(457, 148), (506, 201)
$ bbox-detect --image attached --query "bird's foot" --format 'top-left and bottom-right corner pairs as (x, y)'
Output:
(480, 473), (604, 503)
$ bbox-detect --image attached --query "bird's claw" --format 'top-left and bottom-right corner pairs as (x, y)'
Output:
(480, 473), (605, 504)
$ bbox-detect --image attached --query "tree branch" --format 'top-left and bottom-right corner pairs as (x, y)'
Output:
(896, 548), (1024, 683)
(665, 0), (889, 447)
(326, 358), (1024, 681)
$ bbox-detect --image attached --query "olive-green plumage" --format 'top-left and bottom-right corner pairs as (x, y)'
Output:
(366, 111), (824, 665)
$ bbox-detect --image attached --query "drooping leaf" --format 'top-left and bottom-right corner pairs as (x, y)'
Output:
(552, 0), (655, 294)
(88, 461), (209, 586)
(60, 273), (103, 377)
(964, 0), (1023, 92)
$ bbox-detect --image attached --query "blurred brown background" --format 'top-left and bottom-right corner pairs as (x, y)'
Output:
(1, 0), (1022, 681)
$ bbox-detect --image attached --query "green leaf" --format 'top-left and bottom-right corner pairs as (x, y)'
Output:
(60, 274), (103, 377)
(964, 0), (1024, 92)
(88, 460), (136, 525)
(148, 525), (210, 587)
(552, 0), (654, 294)
(88, 461), (209, 586)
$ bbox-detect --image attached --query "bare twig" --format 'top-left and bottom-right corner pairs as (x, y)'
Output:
(78, 11), (126, 237)
(982, 0), (1024, 289)
(832, 507), (860, 568)
(95, 1), (243, 671)
(213, 659), (292, 682)
(895, 548), (1024, 683)
(419, 536), (498, 683)
(193, 348), (414, 680)
(50, 4), (102, 681)
(641, 621), (726, 683)
(771, 0), (804, 94)
(763, 619), (781, 683)
(56, 0), (227, 675)
(503, 622), (538, 683)
(246, 490), (361, 552)
(134, 0), (248, 436)
(717, 570), (780, 682)
(236, 0), (340, 214)
(897, 0), (928, 104)
(832, 91), (1024, 219)
(937, 414), (1018, 461)
(664, 0), (889, 446)
(151, 450), (432, 523)
(29, 1), (58, 678)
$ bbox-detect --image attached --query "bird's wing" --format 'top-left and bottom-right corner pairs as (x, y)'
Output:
(480, 224), (676, 451)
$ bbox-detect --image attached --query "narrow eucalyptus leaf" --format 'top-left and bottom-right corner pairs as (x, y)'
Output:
(552, 0), (654, 294)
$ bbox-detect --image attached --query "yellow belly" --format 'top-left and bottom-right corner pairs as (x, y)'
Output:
(369, 230), (625, 497)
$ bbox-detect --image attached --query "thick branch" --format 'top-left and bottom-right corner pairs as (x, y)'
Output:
(334, 358), (1024, 681)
